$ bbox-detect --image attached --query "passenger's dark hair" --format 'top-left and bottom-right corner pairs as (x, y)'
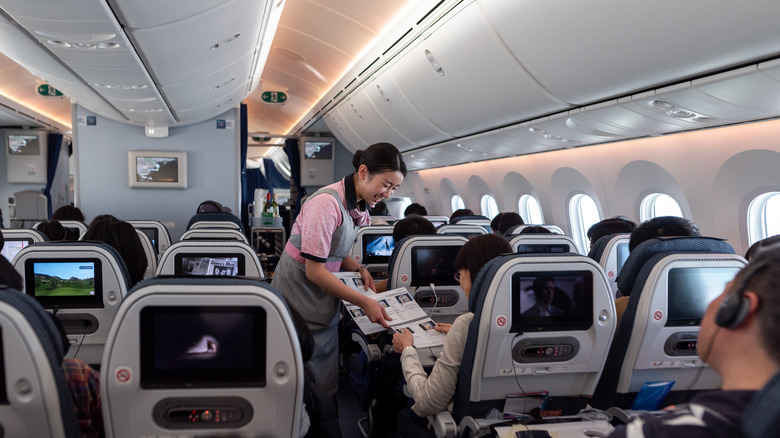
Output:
(404, 203), (427, 217)
(628, 216), (700, 251)
(453, 233), (512, 281)
(351, 142), (407, 177)
(519, 225), (552, 234)
(587, 216), (636, 245)
(36, 220), (66, 241)
(83, 219), (148, 287)
(369, 201), (389, 216)
(89, 214), (118, 226)
(490, 212), (524, 236)
(745, 235), (780, 261)
(0, 256), (22, 290)
(450, 208), (474, 221)
(392, 215), (436, 243)
(52, 205), (85, 222)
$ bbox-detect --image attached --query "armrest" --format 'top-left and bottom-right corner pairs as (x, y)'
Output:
(351, 330), (382, 361)
(428, 410), (457, 438)
(458, 416), (504, 437)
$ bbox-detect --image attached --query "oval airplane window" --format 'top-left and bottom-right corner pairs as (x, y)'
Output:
(569, 194), (601, 254)
(747, 191), (780, 245)
(518, 194), (544, 224)
(640, 193), (683, 221)
(451, 195), (465, 213)
(481, 195), (499, 219)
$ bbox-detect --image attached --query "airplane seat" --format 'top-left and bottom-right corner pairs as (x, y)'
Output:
(422, 215), (450, 228)
(134, 229), (158, 280)
(156, 240), (264, 278)
(587, 233), (631, 298)
(438, 253), (615, 433)
(0, 289), (81, 437)
(507, 234), (579, 254)
(348, 225), (395, 279)
(506, 224), (566, 235)
(179, 228), (249, 244)
(435, 224), (488, 239)
(34, 220), (87, 241)
(449, 215), (490, 232)
(386, 234), (469, 320)
(186, 211), (243, 231)
(101, 276), (304, 438)
(12, 241), (131, 366)
(591, 236), (745, 410)
(127, 220), (173, 258)
(0, 228), (48, 263)
(742, 370), (780, 438)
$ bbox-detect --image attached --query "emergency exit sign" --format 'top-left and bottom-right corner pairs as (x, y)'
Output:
(261, 91), (287, 103)
(37, 83), (63, 98)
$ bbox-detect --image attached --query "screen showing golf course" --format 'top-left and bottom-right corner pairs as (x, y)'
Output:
(25, 259), (104, 308)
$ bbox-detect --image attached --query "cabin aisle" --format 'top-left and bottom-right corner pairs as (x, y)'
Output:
(338, 373), (366, 438)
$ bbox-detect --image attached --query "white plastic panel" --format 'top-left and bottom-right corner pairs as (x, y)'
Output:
(161, 52), (255, 109)
(325, 108), (369, 152)
(644, 83), (770, 122)
(694, 65), (780, 116)
(335, 85), (416, 151)
(480, 0), (780, 105)
(388, 1), (567, 137)
(108, 0), (231, 28)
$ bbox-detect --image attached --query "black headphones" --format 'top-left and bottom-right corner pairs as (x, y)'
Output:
(715, 256), (770, 329)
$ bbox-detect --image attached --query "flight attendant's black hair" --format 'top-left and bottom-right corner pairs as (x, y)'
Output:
(352, 142), (407, 177)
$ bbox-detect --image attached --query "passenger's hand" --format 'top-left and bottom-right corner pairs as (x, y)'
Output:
(359, 268), (376, 292)
(362, 299), (392, 328)
(433, 322), (452, 334)
(392, 328), (414, 353)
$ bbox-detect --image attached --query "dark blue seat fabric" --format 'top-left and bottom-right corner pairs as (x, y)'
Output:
(587, 233), (629, 261)
(0, 289), (81, 438)
(450, 215), (490, 225)
(743, 371), (780, 438)
(186, 211), (243, 230)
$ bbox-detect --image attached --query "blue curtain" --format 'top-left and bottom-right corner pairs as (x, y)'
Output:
(239, 103), (249, 233)
(284, 138), (303, 220)
(263, 159), (288, 189)
(44, 133), (63, 218)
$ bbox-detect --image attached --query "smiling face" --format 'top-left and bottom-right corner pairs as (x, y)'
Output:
(355, 165), (404, 207)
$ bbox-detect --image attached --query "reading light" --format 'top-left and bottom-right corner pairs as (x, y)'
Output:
(145, 125), (168, 138)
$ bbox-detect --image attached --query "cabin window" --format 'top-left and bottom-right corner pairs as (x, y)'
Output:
(481, 195), (499, 219)
(518, 194), (544, 224)
(747, 192), (780, 245)
(451, 195), (465, 213)
(569, 194), (601, 254)
(640, 193), (683, 221)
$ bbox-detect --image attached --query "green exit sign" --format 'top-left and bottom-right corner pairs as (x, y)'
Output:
(261, 91), (287, 104)
(37, 83), (64, 98)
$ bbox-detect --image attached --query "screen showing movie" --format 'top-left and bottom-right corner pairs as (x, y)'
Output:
(0, 238), (32, 262)
(363, 234), (394, 264)
(515, 244), (569, 254)
(616, 242), (630, 276)
(410, 246), (460, 287)
(7, 134), (40, 155)
(666, 266), (740, 326)
(25, 259), (103, 308)
(175, 254), (245, 276)
(303, 140), (333, 160)
(136, 156), (179, 183)
(137, 227), (159, 254)
(511, 270), (593, 333)
(140, 306), (266, 388)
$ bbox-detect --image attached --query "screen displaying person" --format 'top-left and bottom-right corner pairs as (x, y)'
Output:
(522, 276), (565, 317)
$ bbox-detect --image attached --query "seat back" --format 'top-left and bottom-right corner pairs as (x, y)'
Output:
(134, 229), (158, 280)
(587, 234), (631, 298)
(593, 237), (744, 408)
(127, 220), (173, 257)
(422, 215), (449, 227)
(101, 277), (303, 438)
(189, 220), (241, 230)
(449, 215), (490, 232)
(436, 224), (488, 239)
(180, 228), (249, 244)
(349, 225), (395, 277)
(34, 220), (87, 240)
(507, 224), (566, 235)
(0, 290), (81, 438)
(387, 235), (468, 318)
(157, 240), (264, 278)
(13, 241), (130, 365)
(453, 253), (616, 420)
(186, 212), (243, 231)
(508, 234), (578, 254)
(0, 228), (48, 263)
(743, 371), (780, 438)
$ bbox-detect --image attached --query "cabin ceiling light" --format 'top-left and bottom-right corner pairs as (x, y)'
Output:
(528, 126), (547, 136)
(145, 125), (168, 138)
(668, 108), (696, 119)
(648, 99), (675, 110)
(95, 83), (148, 90)
(210, 33), (241, 50)
(46, 40), (71, 48)
(424, 49), (444, 76)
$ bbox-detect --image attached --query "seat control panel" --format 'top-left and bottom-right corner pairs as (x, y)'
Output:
(153, 397), (252, 429)
(512, 336), (580, 363)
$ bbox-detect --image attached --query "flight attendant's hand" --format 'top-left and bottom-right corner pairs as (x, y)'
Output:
(362, 299), (392, 328)
(392, 328), (414, 353)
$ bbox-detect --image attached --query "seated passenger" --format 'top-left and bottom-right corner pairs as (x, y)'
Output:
(744, 235), (780, 261)
(52, 204), (86, 222)
(587, 216), (636, 247)
(36, 220), (67, 241)
(83, 218), (148, 287)
(375, 215), (437, 292)
(196, 199), (232, 213)
(404, 203), (428, 217)
(450, 208), (474, 222)
(490, 212), (524, 236)
(608, 245), (780, 438)
(391, 234), (512, 416)
(518, 225), (552, 234)
(520, 276), (565, 316)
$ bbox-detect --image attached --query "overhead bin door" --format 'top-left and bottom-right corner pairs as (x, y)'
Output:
(325, 107), (370, 152)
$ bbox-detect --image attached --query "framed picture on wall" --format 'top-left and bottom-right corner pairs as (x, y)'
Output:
(128, 151), (187, 189)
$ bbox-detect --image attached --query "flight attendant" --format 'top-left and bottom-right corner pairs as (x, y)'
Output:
(272, 142), (407, 395)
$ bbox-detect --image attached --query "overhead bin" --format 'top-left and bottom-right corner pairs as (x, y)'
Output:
(480, 0), (780, 105)
(325, 108), (370, 152)
(693, 64), (780, 116)
(107, 0), (232, 29)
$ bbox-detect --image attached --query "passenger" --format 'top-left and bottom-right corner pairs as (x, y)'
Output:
(521, 276), (565, 316)
(608, 245), (780, 438)
(392, 234), (512, 419)
(490, 212), (524, 236)
(449, 208), (474, 222)
(272, 142), (406, 395)
(82, 218), (148, 288)
(628, 216), (700, 251)
(375, 215), (437, 293)
(587, 216), (636, 247)
(404, 203), (428, 217)
(52, 204), (86, 222)
(36, 220), (67, 241)
(195, 199), (232, 213)
(744, 235), (780, 261)
(369, 200), (389, 216)
(518, 225), (552, 234)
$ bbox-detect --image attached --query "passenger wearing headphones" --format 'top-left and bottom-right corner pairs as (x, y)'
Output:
(608, 244), (780, 438)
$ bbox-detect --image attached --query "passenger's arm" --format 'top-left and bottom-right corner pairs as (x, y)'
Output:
(304, 258), (390, 327)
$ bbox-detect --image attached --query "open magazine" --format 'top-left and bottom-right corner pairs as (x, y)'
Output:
(334, 272), (446, 348)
